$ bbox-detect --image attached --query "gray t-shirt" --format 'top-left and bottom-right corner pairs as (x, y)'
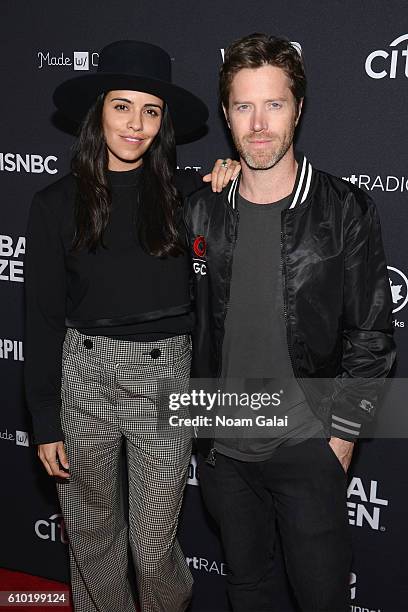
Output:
(215, 192), (323, 461)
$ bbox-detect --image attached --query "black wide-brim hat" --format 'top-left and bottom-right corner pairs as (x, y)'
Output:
(53, 40), (208, 139)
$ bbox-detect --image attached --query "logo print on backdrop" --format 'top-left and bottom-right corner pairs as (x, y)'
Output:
(37, 50), (99, 70)
(176, 164), (202, 172)
(73, 51), (89, 71)
(347, 477), (388, 531)
(0, 429), (30, 446)
(0, 429), (15, 442)
(365, 33), (408, 79)
(349, 572), (357, 600)
(0, 339), (24, 361)
(388, 266), (408, 314)
(35, 513), (68, 544)
(185, 556), (227, 576)
(187, 454), (199, 486)
(0, 235), (25, 283)
(349, 572), (384, 612)
(0, 153), (58, 174)
(342, 173), (408, 193)
(15, 431), (29, 447)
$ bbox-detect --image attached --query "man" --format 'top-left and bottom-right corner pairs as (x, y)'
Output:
(184, 34), (395, 611)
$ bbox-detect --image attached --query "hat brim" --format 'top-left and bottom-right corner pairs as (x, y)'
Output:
(53, 73), (208, 139)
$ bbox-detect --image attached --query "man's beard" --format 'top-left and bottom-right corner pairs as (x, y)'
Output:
(232, 124), (295, 171)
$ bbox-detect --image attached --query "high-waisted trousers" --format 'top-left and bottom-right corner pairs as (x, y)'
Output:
(56, 328), (193, 612)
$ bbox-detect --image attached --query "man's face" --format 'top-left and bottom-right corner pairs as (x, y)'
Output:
(225, 65), (302, 170)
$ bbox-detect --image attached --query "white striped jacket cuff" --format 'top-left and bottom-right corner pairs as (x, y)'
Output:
(331, 414), (362, 438)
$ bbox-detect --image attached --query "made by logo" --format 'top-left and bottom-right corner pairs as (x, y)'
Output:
(347, 477), (388, 531)
(37, 50), (99, 71)
(35, 513), (68, 544)
(0, 429), (30, 447)
(365, 33), (408, 79)
(0, 235), (25, 283)
(388, 266), (408, 329)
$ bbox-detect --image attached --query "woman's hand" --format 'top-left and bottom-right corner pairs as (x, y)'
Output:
(38, 441), (70, 479)
(203, 158), (241, 193)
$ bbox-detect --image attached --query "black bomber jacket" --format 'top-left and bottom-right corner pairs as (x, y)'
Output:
(184, 154), (396, 460)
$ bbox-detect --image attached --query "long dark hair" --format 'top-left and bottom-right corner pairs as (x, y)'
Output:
(71, 92), (184, 257)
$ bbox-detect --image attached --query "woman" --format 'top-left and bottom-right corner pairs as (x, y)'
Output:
(25, 40), (238, 612)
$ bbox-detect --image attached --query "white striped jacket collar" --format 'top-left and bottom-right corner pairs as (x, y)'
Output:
(227, 154), (313, 211)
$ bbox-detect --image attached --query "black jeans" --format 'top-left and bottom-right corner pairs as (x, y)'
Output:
(198, 438), (352, 612)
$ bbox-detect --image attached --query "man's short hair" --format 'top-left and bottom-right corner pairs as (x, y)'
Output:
(220, 33), (306, 110)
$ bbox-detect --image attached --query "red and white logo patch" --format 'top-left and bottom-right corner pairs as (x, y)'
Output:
(193, 235), (206, 258)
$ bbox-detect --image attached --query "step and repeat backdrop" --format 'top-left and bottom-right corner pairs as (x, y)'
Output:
(1, 1), (408, 610)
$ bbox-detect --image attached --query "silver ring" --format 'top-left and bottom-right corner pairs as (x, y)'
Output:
(221, 159), (229, 168)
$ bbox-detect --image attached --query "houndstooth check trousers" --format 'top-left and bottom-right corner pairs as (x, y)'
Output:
(56, 328), (193, 612)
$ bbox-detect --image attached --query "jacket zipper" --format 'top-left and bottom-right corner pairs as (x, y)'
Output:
(281, 212), (329, 437)
(206, 207), (239, 466)
(217, 208), (240, 377)
(281, 214), (297, 374)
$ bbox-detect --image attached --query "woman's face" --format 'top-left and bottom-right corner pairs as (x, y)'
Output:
(102, 89), (164, 171)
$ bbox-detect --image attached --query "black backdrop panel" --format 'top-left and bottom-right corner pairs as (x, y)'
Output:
(1, 2), (408, 610)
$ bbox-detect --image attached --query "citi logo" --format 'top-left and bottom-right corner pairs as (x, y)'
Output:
(35, 513), (68, 544)
(186, 556), (227, 576)
(365, 33), (408, 79)
(0, 235), (25, 283)
(347, 477), (388, 531)
(0, 152), (58, 174)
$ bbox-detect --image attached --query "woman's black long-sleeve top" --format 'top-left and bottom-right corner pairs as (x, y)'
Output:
(24, 166), (202, 444)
